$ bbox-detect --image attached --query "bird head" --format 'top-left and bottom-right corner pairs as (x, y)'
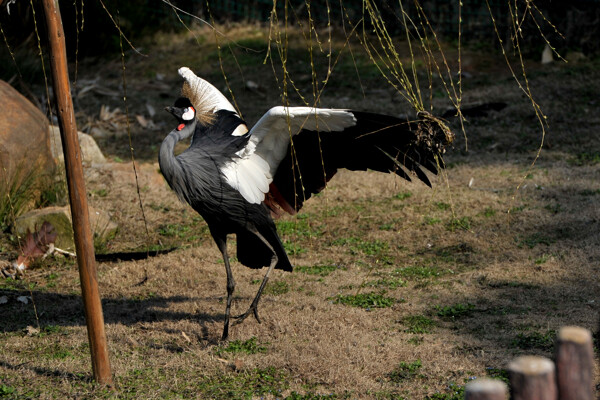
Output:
(165, 97), (196, 131)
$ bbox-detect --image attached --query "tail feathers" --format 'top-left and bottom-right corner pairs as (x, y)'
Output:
(236, 231), (293, 272)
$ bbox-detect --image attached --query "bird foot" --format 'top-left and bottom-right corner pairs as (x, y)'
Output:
(221, 322), (230, 342)
(233, 302), (261, 325)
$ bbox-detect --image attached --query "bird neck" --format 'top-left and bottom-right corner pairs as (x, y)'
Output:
(158, 120), (197, 189)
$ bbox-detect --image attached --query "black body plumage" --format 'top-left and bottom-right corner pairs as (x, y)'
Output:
(159, 109), (292, 273)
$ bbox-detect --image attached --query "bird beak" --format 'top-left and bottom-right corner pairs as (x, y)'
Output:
(165, 106), (174, 113)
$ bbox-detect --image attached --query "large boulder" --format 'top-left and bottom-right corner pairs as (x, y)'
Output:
(14, 206), (118, 252)
(49, 125), (107, 166)
(0, 80), (55, 210)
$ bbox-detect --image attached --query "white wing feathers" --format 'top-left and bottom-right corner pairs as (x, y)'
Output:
(222, 106), (357, 204)
(221, 153), (271, 204)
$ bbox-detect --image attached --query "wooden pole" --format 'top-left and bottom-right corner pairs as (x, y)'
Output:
(508, 356), (557, 400)
(465, 378), (508, 400)
(555, 326), (594, 400)
(40, 0), (113, 386)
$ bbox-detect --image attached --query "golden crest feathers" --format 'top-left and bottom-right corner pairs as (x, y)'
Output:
(178, 67), (237, 125)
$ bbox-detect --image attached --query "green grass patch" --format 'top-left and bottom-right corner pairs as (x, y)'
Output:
(435, 202), (451, 211)
(195, 366), (288, 399)
(435, 303), (475, 319)
(157, 223), (196, 240)
(394, 265), (442, 280)
(37, 325), (68, 337)
(41, 343), (75, 360)
(579, 188), (600, 196)
(394, 191), (412, 200)
(481, 207), (496, 217)
(283, 241), (307, 255)
(0, 384), (16, 396)
(388, 359), (422, 383)
(276, 216), (323, 238)
(331, 292), (396, 309)
(90, 188), (108, 197)
(295, 264), (344, 277)
(216, 337), (268, 356)
(515, 233), (555, 248)
(408, 336), (424, 346)
(568, 152), (600, 166)
(378, 222), (395, 231)
(332, 237), (389, 256)
(544, 203), (562, 214)
(401, 315), (436, 334)
(284, 392), (344, 399)
(426, 383), (465, 399)
(512, 330), (556, 351)
(0, 162), (64, 229)
(446, 217), (471, 231)
(264, 280), (290, 296)
(486, 367), (510, 384)
(45, 272), (59, 288)
(423, 216), (442, 225)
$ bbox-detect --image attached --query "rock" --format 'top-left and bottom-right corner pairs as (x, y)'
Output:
(541, 44), (554, 64)
(14, 206), (118, 252)
(49, 125), (107, 166)
(566, 51), (586, 63)
(0, 80), (55, 204)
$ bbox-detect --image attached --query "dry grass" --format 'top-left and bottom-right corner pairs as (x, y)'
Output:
(1, 24), (599, 399)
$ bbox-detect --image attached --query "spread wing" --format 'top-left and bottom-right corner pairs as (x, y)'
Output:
(266, 111), (448, 214)
(220, 106), (357, 205)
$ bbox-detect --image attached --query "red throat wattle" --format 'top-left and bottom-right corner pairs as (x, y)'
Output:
(177, 123), (185, 131)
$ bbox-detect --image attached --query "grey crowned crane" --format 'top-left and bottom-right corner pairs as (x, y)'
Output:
(159, 67), (453, 340)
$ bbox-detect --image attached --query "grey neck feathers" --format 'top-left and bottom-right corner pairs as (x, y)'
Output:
(158, 120), (197, 198)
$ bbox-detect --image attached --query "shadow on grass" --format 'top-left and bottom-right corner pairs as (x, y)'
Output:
(0, 359), (93, 383)
(0, 289), (223, 334)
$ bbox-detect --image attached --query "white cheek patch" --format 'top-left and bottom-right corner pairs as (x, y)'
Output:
(182, 107), (195, 121)
(231, 124), (249, 136)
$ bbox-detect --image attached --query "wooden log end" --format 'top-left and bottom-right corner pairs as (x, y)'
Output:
(465, 378), (508, 399)
(557, 326), (592, 345)
(508, 355), (555, 375)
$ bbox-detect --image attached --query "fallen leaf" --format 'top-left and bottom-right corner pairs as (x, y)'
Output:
(136, 114), (155, 129)
(181, 331), (191, 343)
(146, 103), (156, 117)
(25, 325), (40, 335)
(136, 115), (150, 128)
(233, 359), (244, 370)
(246, 80), (259, 90)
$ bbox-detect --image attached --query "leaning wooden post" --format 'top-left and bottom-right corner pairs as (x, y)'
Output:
(555, 326), (594, 400)
(465, 378), (508, 400)
(40, 0), (113, 386)
(508, 356), (557, 400)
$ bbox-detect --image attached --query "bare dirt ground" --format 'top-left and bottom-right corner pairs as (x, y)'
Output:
(1, 25), (599, 399)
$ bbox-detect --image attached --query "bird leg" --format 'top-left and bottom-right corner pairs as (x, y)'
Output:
(233, 231), (278, 326)
(214, 236), (235, 341)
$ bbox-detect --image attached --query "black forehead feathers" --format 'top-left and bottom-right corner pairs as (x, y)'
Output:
(173, 97), (193, 108)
